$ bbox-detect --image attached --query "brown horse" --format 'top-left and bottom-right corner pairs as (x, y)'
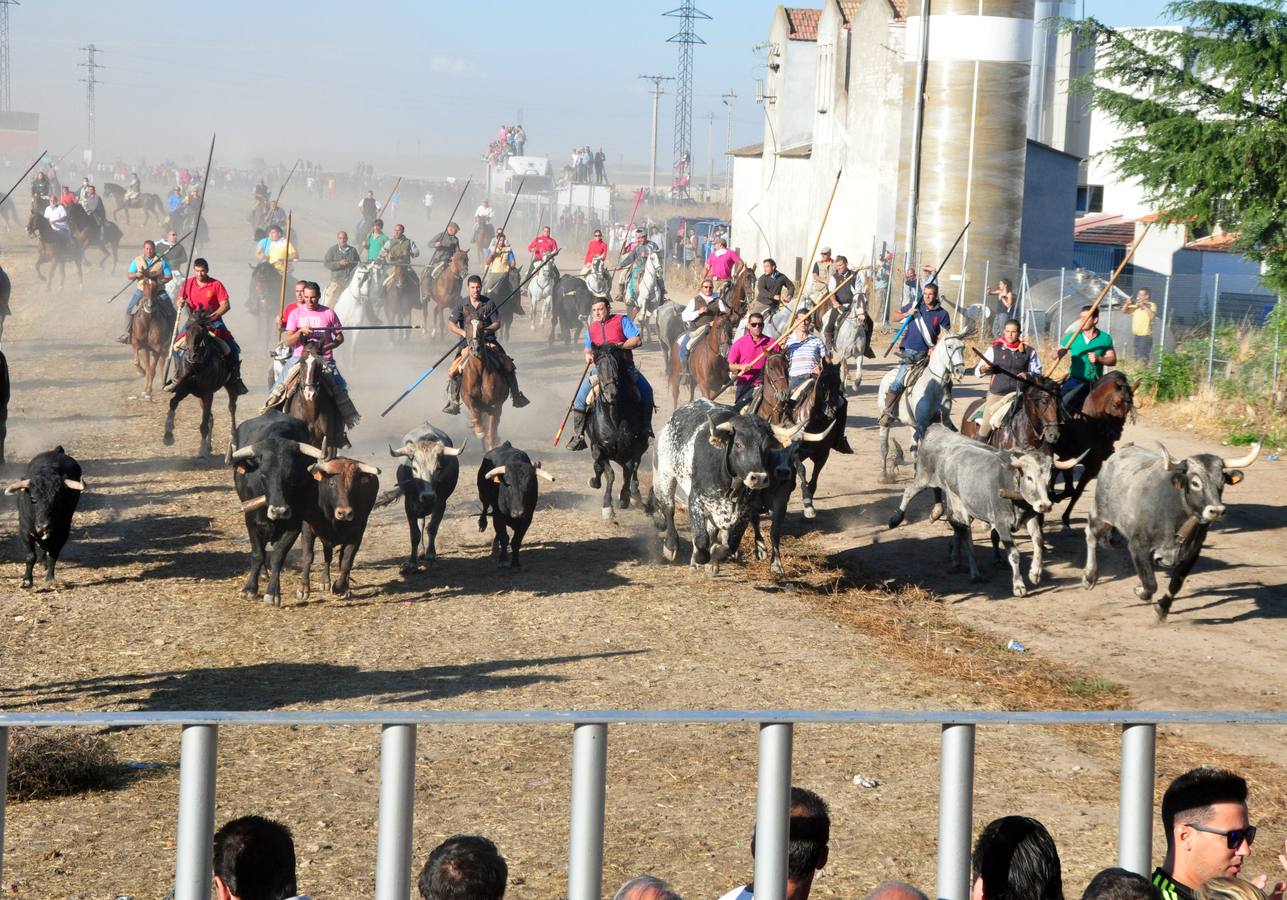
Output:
(473, 221), (495, 260)
(961, 376), (1062, 451)
(743, 351), (792, 424)
(26, 212), (83, 289)
(460, 329), (510, 450)
(65, 201), (122, 271)
(102, 183), (165, 224)
(424, 250), (469, 337)
(668, 313), (733, 407)
(1052, 370), (1137, 528)
(129, 275), (175, 400)
(723, 263), (756, 321)
(283, 345), (346, 456)
(384, 264), (420, 341)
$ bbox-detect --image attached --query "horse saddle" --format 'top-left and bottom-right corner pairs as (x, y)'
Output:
(173, 332), (231, 358)
(687, 322), (711, 346)
(267, 359), (339, 411)
(430, 260), (448, 282)
(968, 393), (1020, 429)
(901, 356), (930, 392)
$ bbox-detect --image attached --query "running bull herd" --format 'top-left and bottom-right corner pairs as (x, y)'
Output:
(0, 287), (1265, 622)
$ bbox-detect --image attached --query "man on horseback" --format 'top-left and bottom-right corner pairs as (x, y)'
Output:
(727, 311), (775, 408)
(807, 247), (835, 303)
(118, 240), (175, 343)
(442, 275), (530, 415)
(426, 221), (462, 288)
(253, 179), (270, 203)
(264, 280), (361, 432)
(703, 237), (742, 297)
(583, 228), (608, 273)
(483, 230), (521, 312)
(785, 317), (826, 392)
(81, 185), (107, 230)
(166, 187), (184, 220)
(167, 258), (250, 396)
(880, 281), (952, 426)
(824, 255), (876, 360)
(125, 172), (142, 202)
(751, 257), (794, 318)
(323, 230), (360, 304)
(156, 228), (187, 273)
(566, 296), (653, 451)
(365, 219), (389, 262)
(472, 198), (493, 242)
(31, 170), (49, 202)
(617, 228), (658, 308)
(675, 278), (730, 383)
(43, 193), (70, 238)
(357, 189), (378, 235)
(974, 318), (1043, 438)
(381, 223), (421, 304)
(264, 200), (286, 231)
(527, 225), (558, 261)
(1056, 305), (1116, 414)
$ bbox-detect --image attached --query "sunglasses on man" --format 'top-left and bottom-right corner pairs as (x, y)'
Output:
(1186, 822), (1256, 849)
(748, 321), (764, 329)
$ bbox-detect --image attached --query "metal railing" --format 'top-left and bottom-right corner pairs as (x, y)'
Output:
(4, 709), (1287, 900)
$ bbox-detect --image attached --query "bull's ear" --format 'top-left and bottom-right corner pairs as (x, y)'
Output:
(1224, 469), (1244, 485)
(312, 469), (326, 481)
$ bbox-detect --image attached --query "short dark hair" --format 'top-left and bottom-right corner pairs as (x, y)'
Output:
(1161, 768), (1248, 849)
(764, 257), (776, 268)
(374, 218), (384, 228)
(971, 816), (1063, 900)
(303, 281), (321, 297)
(835, 255), (848, 265)
(1081, 304), (1098, 317)
(1081, 867), (1161, 900)
(1004, 318), (1021, 330)
(417, 835), (507, 900)
(753, 786), (830, 879)
(212, 816), (298, 900)
(467, 275), (482, 287)
(193, 257), (209, 269)
(143, 239), (155, 249)
(924, 282), (939, 294)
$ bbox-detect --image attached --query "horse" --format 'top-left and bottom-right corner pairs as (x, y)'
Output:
(383, 263), (421, 341)
(0, 265), (11, 344)
(550, 258), (609, 346)
(1051, 370), (1137, 528)
(128, 274), (175, 401)
(961, 376), (1063, 452)
(626, 250), (665, 338)
(875, 330), (968, 483)
(655, 301), (686, 377)
(103, 183), (165, 224)
(526, 257), (559, 331)
(668, 313), (734, 407)
(483, 267), (520, 342)
(425, 250), (469, 338)
(473, 221), (495, 259)
(332, 262), (381, 362)
(26, 213), (83, 289)
(743, 351), (792, 424)
(283, 343), (346, 456)
(65, 201), (121, 271)
(722, 264), (756, 322)
(584, 344), (652, 520)
(247, 261), (285, 331)
(825, 300), (872, 393)
(459, 323), (510, 450)
(164, 313), (239, 457)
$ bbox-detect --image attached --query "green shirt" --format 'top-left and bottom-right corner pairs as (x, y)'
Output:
(366, 232), (389, 262)
(1068, 329), (1114, 381)
(1151, 868), (1195, 900)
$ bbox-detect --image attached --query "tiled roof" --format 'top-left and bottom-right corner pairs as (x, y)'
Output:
(886, 0), (907, 19)
(785, 7), (821, 41)
(1074, 214), (1136, 246)
(838, 0), (861, 23)
(1185, 233), (1240, 253)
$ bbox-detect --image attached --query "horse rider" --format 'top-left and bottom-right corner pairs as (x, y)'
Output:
(785, 316), (827, 395)
(78, 177), (93, 204)
(751, 257), (794, 318)
(824, 255), (875, 359)
(566, 295), (654, 451)
(582, 227), (608, 274)
(264, 199), (287, 232)
(58, 183), (77, 210)
(472, 197), (494, 241)
(426, 221), (462, 286)
(357, 189), (378, 234)
(703, 237), (743, 297)
(166, 187), (184, 220)
(323, 230), (360, 305)
(380, 223), (421, 298)
(676, 277), (730, 380)
(264, 280), (361, 431)
(253, 179), (270, 203)
(807, 247), (836, 302)
(975, 318), (1043, 439)
(166, 257), (250, 396)
(125, 172), (142, 202)
(528, 225), (559, 262)
(1056, 304), (1116, 413)
(484, 229), (520, 309)
(880, 280), (952, 425)
(156, 228), (187, 274)
(727, 310), (775, 408)
(442, 274), (531, 415)
(81, 184), (108, 230)
(617, 228), (658, 309)
(118, 239), (175, 343)
(256, 223), (282, 264)
(31, 169), (49, 202)
(43, 193), (70, 238)
(365, 218), (389, 262)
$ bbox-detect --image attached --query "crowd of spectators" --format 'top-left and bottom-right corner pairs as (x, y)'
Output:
(564, 145), (607, 185)
(486, 124), (528, 167)
(195, 766), (1286, 900)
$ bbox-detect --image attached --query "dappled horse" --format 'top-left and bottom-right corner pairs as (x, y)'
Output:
(426, 250), (469, 338)
(128, 274), (175, 401)
(668, 313), (733, 407)
(284, 343), (346, 456)
(26, 212), (83, 289)
(585, 344), (652, 520)
(65, 201), (121, 271)
(164, 312), (239, 457)
(1052, 370), (1136, 528)
(460, 322), (510, 450)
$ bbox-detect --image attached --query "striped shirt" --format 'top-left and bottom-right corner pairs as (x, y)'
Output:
(1152, 868), (1195, 900)
(786, 334), (826, 379)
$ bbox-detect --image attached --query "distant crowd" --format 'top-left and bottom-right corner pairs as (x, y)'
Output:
(191, 766), (1285, 900)
(485, 124), (528, 167)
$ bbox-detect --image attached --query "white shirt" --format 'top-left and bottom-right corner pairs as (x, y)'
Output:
(44, 203), (68, 231)
(682, 293), (728, 323)
(718, 886), (753, 900)
(975, 342), (1044, 378)
(424, 192), (433, 207)
(475, 204), (493, 221)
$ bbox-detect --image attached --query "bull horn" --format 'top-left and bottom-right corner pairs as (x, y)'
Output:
(357, 463), (382, 476)
(230, 445), (257, 461)
(1221, 440), (1262, 469)
(1052, 449), (1089, 471)
(388, 443), (412, 458)
(4, 479), (30, 494)
(715, 420), (735, 434)
(442, 438), (468, 457)
(484, 465), (507, 480)
(295, 441), (326, 460)
(802, 420), (837, 443)
(534, 462), (557, 483)
(240, 495), (268, 512)
(62, 479), (85, 491)
(770, 422), (806, 447)
(1155, 442), (1180, 472)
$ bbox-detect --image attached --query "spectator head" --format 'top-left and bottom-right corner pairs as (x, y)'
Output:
(749, 786), (830, 896)
(1137, 287), (1152, 300)
(212, 815), (298, 900)
(373, 218), (384, 231)
(867, 881), (930, 900)
(763, 258), (777, 272)
(417, 834), (507, 900)
(1080, 868), (1161, 900)
(366, 190), (375, 198)
(1161, 768), (1252, 888)
(337, 231), (348, 244)
(999, 278), (1013, 293)
(715, 237), (727, 249)
(1195, 877), (1266, 900)
(613, 875), (682, 900)
(166, 229), (178, 243)
(970, 816), (1063, 900)
(143, 239), (156, 254)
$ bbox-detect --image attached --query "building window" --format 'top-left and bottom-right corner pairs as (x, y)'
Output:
(1076, 184), (1104, 214)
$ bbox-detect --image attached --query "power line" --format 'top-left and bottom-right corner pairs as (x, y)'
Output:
(0, 0), (17, 112)
(664, 0), (710, 197)
(78, 43), (105, 158)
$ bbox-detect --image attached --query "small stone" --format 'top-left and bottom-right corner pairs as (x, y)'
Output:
(852, 775), (880, 788)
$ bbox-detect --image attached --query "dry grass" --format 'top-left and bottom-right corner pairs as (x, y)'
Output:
(1138, 388), (1287, 452)
(6, 730), (121, 801)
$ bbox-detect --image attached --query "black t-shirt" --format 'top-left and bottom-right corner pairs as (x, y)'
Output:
(451, 298), (497, 331)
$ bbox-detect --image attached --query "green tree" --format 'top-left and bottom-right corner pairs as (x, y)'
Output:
(1074, 1), (1287, 290)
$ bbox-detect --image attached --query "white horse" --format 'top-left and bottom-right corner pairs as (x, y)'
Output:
(827, 301), (871, 392)
(735, 302), (794, 342)
(527, 257), (559, 331)
(630, 251), (666, 336)
(332, 261), (381, 364)
(875, 330), (968, 483)
(583, 255), (612, 298)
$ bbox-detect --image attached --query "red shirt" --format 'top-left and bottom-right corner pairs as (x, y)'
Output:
(528, 235), (559, 259)
(180, 276), (233, 339)
(280, 301), (301, 329)
(584, 239), (608, 264)
(59, 188), (76, 207)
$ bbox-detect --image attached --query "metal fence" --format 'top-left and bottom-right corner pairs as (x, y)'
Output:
(5, 710), (1287, 900)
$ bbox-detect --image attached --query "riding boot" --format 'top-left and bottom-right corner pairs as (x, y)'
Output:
(566, 410), (588, 451)
(229, 360), (250, 397)
(863, 319), (876, 358)
(878, 389), (901, 426)
(117, 310), (133, 343)
(834, 429), (854, 454)
(442, 375), (462, 415)
(505, 369), (531, 408)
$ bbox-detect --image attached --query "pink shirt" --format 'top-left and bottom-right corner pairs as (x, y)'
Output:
(285, 304), (343, 359)
(706, 248), (742, 280)
(727, 332), (774, 386)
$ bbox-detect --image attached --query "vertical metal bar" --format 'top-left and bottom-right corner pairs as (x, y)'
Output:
(754, 723), (794, 900)
(174, 724), (218, 900)
(567, 723), (608, 900)
(1158, 275), (1171, 373)
(375, 724), (417, 900)
(936, 724), (976, 900)
(1207, 273), (1221, 386)
(1057, 267), (1065, 339)
(1273, 295), (1281, 390)
(981, 258), (991, 316)
(0, 725), (8, 888)
(884, 243), (897, 323)
(1118, 724), (1156, 876)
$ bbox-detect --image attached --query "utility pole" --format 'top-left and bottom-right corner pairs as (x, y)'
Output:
(903, 0), (931, 283)
(0, 0), (18, 112)
(664, 1), (710, 193)
(78, 44), (105, 160)
(638, 74), (672, 193)
(721, 89), (737, 189)
(704, 111), (716, 193)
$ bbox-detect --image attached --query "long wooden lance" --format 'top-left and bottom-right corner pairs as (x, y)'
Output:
(161, 134), (217, 386)
(788, 168), (842, 324)
(618, 188), (644, 258)
(440, 176), (472, 230)
(497, 176), (526, 237)
(275, 212), (294, 336)
(552, 358), (594, 446)
(0, 149), (47, 211)
(883, 220), (970, 358)
(106, 229), (194, 303)
(377, 176), (401, 220)
(380, 248), (560, 418)
(274, 158), (301, 204)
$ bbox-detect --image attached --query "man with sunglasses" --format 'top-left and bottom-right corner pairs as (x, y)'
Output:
(1153, 767), (1276, 900)
(727, 313), (775, 408)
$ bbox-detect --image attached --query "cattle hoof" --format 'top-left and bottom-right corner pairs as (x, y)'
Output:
(803, 504), (816, 520)
(400, 561), (418, 575)
(1028, 567), (1043, 586)
(619, 496), (631, 510)
(1012, 584), (1028, 598)
(662, 543), (677, 562)
(296, 587), (310, 601)
(20, 578), (32, 589)
(1134, 585), (1154, 602)
(241, 588), (257, 599)
(162, 433), (175, 447)
(754, 542), (768, 561)
(930, 503), (944, 522)
(704, 562), (721, 577)
(771, 561), (785, 577)
(1154, 596), (1173, 622)
(888, 510), (904, 529)
(601, 506), (614, 521)
(588, 475), (601, 488)
(263, 593), (281, 607)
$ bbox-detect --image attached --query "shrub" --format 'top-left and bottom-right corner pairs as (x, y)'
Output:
(6, 729), (120, 801)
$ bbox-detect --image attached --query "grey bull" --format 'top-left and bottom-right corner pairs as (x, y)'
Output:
(1082, 440), (1261, 620)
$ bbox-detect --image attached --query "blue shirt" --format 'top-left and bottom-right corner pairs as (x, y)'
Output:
(129, 256), (172, 277)
(899, 302), (951, 353)
(256, 236), (273, 258)
(583, 315), (640, 349)
(166, 193), (183, 212)
(786, 334), (826, 379)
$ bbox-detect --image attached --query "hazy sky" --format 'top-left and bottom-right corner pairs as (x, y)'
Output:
(14, 0), (1178, 174)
